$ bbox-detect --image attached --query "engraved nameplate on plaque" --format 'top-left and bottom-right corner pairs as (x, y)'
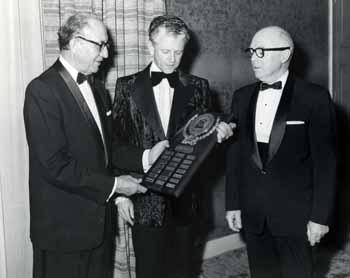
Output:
(142, 112), (233, 197)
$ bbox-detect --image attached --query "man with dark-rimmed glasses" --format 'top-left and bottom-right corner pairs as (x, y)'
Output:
(225, 26), (336, 278)
(24, 14), (147, 278)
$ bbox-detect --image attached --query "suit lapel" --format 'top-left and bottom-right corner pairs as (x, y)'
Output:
(132, 65), (166, 140)
(54, 61), (107, 158)
(167, 72), (194, 138)
(267, 74), (295, 164)
(89, 77), (110, 164)
(248, 83), (264, 169)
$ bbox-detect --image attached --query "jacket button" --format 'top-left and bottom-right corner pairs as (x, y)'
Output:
(261, 169), (267, 175)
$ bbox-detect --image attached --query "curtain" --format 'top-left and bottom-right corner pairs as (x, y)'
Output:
(41, 0), (166, 99)
(40, 1), (166, 277)
(0, 175), (6, 278)
(0, 0), (44, 277)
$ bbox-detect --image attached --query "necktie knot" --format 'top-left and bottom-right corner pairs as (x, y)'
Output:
(260, 81), (282, 91)
(151, 71), (179, 88)
(76, 72), (88, 84)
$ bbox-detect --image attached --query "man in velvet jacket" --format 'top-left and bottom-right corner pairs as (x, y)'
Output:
(23, 14), (146, 278)
(225, 26), (337, 278)
(112, 15), (233, 278)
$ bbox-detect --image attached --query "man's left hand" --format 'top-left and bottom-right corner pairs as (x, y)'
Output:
(307, 221), (329, 246)
(216, 122), (236, 143)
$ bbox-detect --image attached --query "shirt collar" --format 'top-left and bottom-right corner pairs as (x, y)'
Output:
(259, 70), (289, 93)
(279, 70), (289, 90)
(59, 55), (79, 82)
(150, 62), (162, 76)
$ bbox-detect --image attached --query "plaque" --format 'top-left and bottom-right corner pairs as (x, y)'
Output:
(142, 112), (233, 197)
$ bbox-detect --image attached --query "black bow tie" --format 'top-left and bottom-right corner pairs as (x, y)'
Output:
(260, 81), (282, 91)
(76, 72), (88, 84)
(151, 71), (179, 88)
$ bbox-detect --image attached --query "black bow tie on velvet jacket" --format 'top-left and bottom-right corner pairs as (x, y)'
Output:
(76, 72), (89, 84)
(151, 71), (179, 88)
(260, 81), (282, 91)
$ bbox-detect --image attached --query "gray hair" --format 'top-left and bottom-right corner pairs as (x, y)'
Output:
(57, 14), (94, 50)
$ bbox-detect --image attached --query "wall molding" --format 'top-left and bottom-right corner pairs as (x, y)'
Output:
(202, 233), (245, 260)
(329, 0), (333, 94)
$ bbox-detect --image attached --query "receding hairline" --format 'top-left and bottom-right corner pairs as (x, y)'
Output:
(79, 16), (105, 35)
(253, 26), (294, 49)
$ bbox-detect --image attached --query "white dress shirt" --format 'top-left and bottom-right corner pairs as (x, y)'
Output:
(150, 62), (175, 134)
(255, 71), (289, 143)
(59, 56), (105, 146)
(142, 63), (175, 172)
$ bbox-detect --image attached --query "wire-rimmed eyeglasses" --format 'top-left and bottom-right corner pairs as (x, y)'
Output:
(245, 47), (291, 58)
(75, 35), (110, 52)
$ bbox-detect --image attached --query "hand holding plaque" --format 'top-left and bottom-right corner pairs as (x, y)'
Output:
(142, 112), (234, 197)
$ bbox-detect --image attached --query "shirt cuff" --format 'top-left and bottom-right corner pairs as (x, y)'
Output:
(115, 196), (129, 205)
(107, 177), (118, 202)
(142, 149), (151, 173)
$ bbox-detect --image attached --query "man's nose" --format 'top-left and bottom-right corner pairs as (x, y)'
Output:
(251, 53), (258, 62)
(169, 52), (175, 63)
(100, 46), (108, 58)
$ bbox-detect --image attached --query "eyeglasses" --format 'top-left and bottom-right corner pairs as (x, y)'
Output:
(245, 47), (290, 58)
(75, 35), (110, 52)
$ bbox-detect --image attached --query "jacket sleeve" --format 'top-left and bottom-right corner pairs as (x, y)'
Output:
(308, 88), (337, 225)
(225, 91), (242, 211)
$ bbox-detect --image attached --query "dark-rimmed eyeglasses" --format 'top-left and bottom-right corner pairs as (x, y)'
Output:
(75, 35), (110, 52)
(245, 47), (290, 58)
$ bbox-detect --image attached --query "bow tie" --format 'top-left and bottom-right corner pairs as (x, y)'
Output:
(260, 81), (282, 91)
(151, 71), (179, 88)
(76, 72), (88, 84)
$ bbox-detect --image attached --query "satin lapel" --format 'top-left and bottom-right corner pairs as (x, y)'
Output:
(267, 74), (295, 163)
(55, 61), (106, 153)
(249, 83), (263, 169)
(131, 65), (166, 140)
(167, 73), (193, 138)
(89, 78), (110, 164)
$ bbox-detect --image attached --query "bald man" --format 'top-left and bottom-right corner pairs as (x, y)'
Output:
(24, 14), (146, 278)
(225, 26), (336, 278)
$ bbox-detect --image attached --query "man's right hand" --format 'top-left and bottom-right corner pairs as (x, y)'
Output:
(116, 197), (134, 225)
(148, 140), (169, 165)
(116, 175), (147, 196)
(226, 210), (242, 232)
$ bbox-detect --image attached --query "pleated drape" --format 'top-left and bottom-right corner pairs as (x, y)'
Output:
(41, 0), (165, 99)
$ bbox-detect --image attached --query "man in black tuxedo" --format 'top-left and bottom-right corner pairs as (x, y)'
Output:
(112, 15), (234, 278)
(225, 26), (337, 278)
(23, 14), (147, 278)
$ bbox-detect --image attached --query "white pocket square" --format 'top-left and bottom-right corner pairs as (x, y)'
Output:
(286, 120), (305, 125)
(106, 110), (112, 116)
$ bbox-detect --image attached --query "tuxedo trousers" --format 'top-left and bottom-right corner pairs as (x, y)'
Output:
(244, 224), (313, 278)
(32, 208), (113, 278)
(132, 222), (195, 278)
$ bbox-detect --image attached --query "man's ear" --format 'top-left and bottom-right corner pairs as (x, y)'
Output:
(147, 39), (154, 56)
(281, 49), (292, 64)
(69, 37), (78, 52)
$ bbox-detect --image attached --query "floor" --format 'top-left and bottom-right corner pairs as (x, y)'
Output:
(201, 245), (350, 278)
